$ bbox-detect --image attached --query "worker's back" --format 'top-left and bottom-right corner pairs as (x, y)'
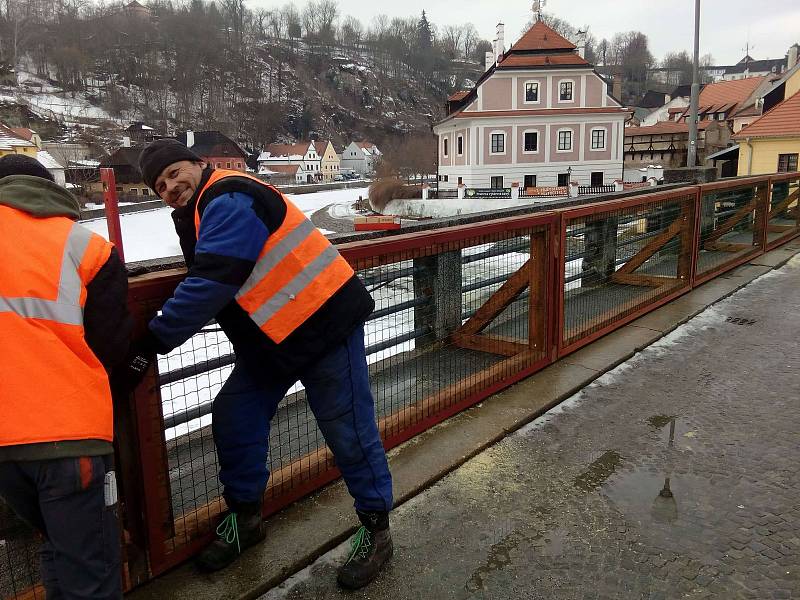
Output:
(0, 182), (113, 448)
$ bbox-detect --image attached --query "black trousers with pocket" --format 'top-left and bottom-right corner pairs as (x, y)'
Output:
(0, 455), (121, 600)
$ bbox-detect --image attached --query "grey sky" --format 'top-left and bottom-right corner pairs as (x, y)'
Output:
(245, 0), (800, 65)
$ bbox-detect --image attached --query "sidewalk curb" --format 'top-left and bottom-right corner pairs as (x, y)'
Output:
(127, 242), (800, 600)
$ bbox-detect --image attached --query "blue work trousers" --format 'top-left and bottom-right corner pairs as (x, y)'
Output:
(212, 325), (393, 513)
(0, 455), (121, 600)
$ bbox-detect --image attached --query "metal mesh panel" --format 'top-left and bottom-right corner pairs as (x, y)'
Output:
(562, 193), (693, 348)
(767, 176), (800, 248)
(696, 184), (763, 277)
(0, 503), (44, 600)
(133, 221), (552, 567)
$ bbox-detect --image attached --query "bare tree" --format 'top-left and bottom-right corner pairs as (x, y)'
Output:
(461, 23), (478, 61)
(440, 25), (464, 60)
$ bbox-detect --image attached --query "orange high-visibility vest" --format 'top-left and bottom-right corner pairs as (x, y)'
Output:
(0, 204), (114, 447)
(194, 170), (354, 344)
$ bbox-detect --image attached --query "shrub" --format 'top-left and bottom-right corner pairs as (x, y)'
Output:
(368, 178), (422, 212)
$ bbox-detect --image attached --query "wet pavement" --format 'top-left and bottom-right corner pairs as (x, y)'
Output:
(260, 256), (800, 600)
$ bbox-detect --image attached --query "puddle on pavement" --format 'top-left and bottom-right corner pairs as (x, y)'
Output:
(605, 469), (681, 525)
(574, 450), (623, 491)
(467, 526), (568, 593)
(646, 415), (697, 447)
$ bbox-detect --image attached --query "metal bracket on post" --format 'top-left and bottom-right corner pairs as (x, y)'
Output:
(100, 168), (125, 263)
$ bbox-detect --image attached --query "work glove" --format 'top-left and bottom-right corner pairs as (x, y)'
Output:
(121, 330), (161, 392)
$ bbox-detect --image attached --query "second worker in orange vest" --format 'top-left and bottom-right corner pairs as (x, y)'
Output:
(0, 154), (132, 599)
(131, 139), (393, 588)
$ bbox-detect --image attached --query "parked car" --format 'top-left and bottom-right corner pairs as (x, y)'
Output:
(333, 174), (344, 181)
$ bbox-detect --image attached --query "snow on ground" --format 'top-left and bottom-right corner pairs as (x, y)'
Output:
(80, 186), (370, 263)
(383, 195), (565, 219)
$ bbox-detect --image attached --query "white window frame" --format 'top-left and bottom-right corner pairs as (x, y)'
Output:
(558, 79), (575, 103)
(457, 134), (464, 156)
(522, 129), (540, 154)
(589, 127), (607, 151)
(556, 128), (573, 152)
(489, 130), (506, 155)
(443, 137), (449, 158)
(523, 80), (540, 104)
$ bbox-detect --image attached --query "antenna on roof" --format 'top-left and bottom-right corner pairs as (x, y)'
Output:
(532, 0), (547, 22)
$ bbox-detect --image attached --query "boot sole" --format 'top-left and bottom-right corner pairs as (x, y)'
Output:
(195, 530), (267, 573)
(336, 546), (394, 590)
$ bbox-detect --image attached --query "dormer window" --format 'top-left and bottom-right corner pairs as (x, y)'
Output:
(559, 81), (573, 101)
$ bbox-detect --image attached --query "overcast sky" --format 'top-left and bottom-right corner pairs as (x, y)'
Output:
(245, 0), (800, 65)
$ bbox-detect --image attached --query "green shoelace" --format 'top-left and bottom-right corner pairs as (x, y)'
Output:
(216, 512), (241, 554)
(345, 526), (372, 563)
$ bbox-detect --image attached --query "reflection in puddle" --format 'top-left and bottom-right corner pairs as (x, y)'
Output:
(574, 450), (623, 491)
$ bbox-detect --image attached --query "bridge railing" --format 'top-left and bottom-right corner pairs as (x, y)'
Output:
(2, 172), (799, 597)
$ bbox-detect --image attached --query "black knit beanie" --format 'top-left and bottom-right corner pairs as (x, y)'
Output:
(138, 139), (203, 191)
(0, 154), (54, 182)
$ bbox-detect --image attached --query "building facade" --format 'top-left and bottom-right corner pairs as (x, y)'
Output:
(433, 21), (628, 190)
(735, 66), (800, 176)
(340, 142), (380, 175)
(259, 142), (320, 183)
(314, 141), (341, 181)
(177, 130), (247, 172)
(624, 121), (732, 171)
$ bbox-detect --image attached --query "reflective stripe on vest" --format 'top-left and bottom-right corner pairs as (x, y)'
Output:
(0, 222), (92, 325)
(195, 170), (354, 343)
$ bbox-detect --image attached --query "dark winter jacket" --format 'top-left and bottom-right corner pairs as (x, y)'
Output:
(0, 176), (132, 462)
(148, 168), (374, 378)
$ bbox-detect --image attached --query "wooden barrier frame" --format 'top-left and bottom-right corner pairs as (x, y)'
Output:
(692, 178), (769, 286)
(124, 213), (558, 575)
(556, 189), (698, 357)
(765, 173), (800, 251)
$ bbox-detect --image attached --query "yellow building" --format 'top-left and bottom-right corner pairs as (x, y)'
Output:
(314, 141), (341, 182)
(735, 66), (800, 175)
(0, 124), (38, 158)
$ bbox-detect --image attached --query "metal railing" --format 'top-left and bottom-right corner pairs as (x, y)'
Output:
(2, 171), (798, 597)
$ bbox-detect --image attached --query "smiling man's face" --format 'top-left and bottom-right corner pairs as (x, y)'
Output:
(154, 160), (206, 208)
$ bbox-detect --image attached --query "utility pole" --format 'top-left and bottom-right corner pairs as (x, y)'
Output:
(687, 0), (700, 167)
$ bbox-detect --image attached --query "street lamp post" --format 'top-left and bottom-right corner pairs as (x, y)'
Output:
(687, 0), (701, 168)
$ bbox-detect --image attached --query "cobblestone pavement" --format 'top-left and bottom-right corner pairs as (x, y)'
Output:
(310, 204), (355, 234)
(261, 256), (800, 600)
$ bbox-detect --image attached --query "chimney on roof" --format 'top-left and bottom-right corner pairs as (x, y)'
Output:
(495, 22), (505, 65)
(186, 130), (195, 148)
(485, 50), (494, 72)
(612, 73), (623, 101)
(789, 44), (799, 71)
(122, 136), (131, 148)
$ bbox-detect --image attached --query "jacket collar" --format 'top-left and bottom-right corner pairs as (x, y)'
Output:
(0, 175), (80, 219)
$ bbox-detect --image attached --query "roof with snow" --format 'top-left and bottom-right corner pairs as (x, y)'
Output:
(261, 164), (302, 175)
(264, 142), (314, 158)
(36, 151), (63, 170)
(175, 131), (247, 159)
(10, 127), (36, 141)
(0, 124), (35, 150)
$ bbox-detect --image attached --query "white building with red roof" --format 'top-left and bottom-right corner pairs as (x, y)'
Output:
(434, 19), (629, 191)
(258, 142), (320, 183)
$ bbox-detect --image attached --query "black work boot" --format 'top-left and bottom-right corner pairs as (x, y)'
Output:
(337, 511), (393, 589)
(195, 501), (266, 572)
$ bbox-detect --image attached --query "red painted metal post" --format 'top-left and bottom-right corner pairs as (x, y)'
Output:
(100, 168), (125, 263)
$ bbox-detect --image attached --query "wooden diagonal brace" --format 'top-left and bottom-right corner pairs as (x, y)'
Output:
(703, 201), (757, 247)
(768, 188), (799, 221)
(459, 259), (531, 336)
(616, 217), (684, 276)
(450, 333), (529, 357)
